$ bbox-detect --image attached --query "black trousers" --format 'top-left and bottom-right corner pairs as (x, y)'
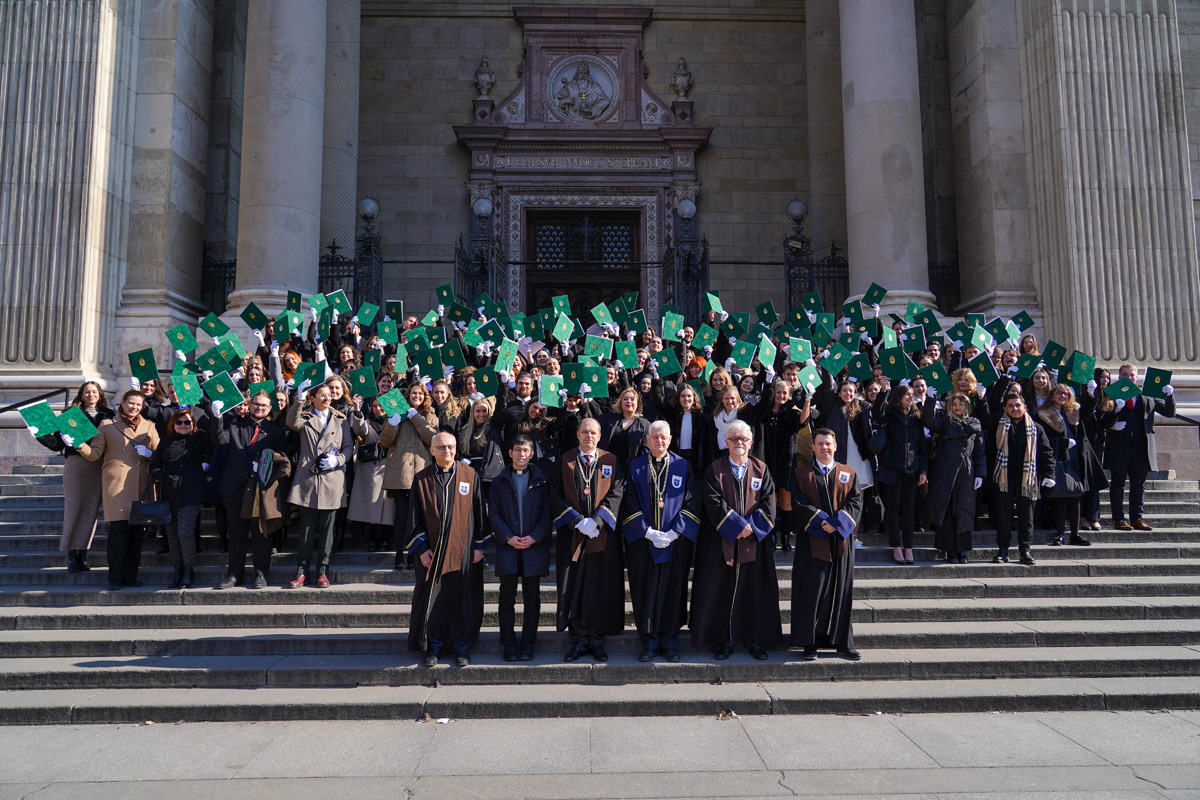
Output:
(106, 520), (145, 585)
(1109, 456), (1150, 522)
(1050, 496), (1081, 539)
(498, 573), (541, 646)
(883, 474), (920, 549)
(994, 491), (1035, 551)
(390, 489), (412, 565)
(222, 497), (272, 582)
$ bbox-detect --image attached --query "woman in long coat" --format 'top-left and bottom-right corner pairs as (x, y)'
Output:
(35, 381), (114, 572)
(921, 392), (987, 562)
(285, 381), (355, 587)
(71, 389), (160, 590)
(347, 397), (395, 551)
(380, 381), (439, 568)
(149, 408), (211, 588)
(1037, 383), (1105, 547)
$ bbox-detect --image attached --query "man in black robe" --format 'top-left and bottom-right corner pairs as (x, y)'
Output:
(690, 419), (781, 660)
(407, 432), (487, 668)
(619, 420), (700, 662)
(789, 427), (863, 661)
(551, 417), (626, 662)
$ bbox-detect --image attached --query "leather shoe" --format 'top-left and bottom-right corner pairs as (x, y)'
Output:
(107, 582), (121, 591)
(564, 645), (586, 663)
(1132, 520), (1153, 531)
(423, 652), (438, 668)
(252, 572), (268, 590)
(287, 574), (306, 589)
(1068, 534), (1092, 546)
(1019, 549), (1036, 565)
(747, 644), (768, 661)
(837, 648), (862, 661)
(664, 649), (681, 663)
(503, 644), (519, 662)
(1048, 536), (1063, 546)
(121, 579), (143, 588)
(1114, 519), (1133, 531)
(714, 644), (734, 661)
(217, 575), (237, 589)
(638, 648), (654, 662)
(316, 573), (331, 588)
(456, 654), (470, 667)
(592, 645), (608, 662)
(799, 646), (818, 661)
(993, 550), (1009, 563)
(518, 643), (535, 661)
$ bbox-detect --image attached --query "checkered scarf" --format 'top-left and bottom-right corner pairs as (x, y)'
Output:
(994, 412), (1039, 500)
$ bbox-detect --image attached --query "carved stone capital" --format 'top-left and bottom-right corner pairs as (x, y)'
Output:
(467, 182), (497, 205)
(670, 184), (700, 205)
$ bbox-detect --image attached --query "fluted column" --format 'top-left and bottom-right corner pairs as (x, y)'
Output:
(840, 0), (935, 309)
(227, 0), (327, 314)
(320, 0), (361, 251)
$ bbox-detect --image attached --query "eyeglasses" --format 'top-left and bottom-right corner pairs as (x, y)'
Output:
(727, 436), (750, 443)
(175, 420), (193, 427)
(431, 444), (456, 451)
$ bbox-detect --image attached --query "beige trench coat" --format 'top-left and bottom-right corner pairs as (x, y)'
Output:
(75, 415), (161, 523)
(285, 402), (355, 511)
(379, 409), (438, 492)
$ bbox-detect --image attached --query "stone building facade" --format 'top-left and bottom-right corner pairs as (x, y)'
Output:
(1, 0), (1198, 473)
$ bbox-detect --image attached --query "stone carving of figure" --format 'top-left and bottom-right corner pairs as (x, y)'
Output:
(554, 62), (611, 121)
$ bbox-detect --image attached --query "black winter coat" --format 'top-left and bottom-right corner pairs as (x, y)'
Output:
(871, 396), (929, 480)
(488, 466), (554, 577)
(921, 398), (986, 529)
(150, 432), (212, 508)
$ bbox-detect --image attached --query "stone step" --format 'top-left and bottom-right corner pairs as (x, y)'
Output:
(0, 476), (65, 487)
(6, 674), (1199, 724)
(2, 595), (1196, 632)
(3, 574), (1198, 608)
(0, 484), (73, 497)
(3, 557), (1200, 588)
(10, 464), (63, 476)
(1, 618), (1197, 660)
(1, 541), (1196, 570)
(1, 644), (1197, 691)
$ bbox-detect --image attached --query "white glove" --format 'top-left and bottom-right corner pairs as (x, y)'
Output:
(927, 386), (938, 398)
(295, 378), (312, 402)
(1086, 380), (1098, 396)
(1111, 421), (1127, 431)
(201, 462), (210, 472)
(558, 389), (568, 399)
(271, 339), (280, 354)
(1007, 365), (1019, 375)
(649, 359), (659, 376)
(848, 376), (858, 384)
(231, 368), (245, 382)
(719, 310), (730, 321)
(765, 366), (776, 382)
(350, 315), (359, 328)
(436, 304), (445, 317)
(134, 444), (153, 458)
(872, 303), (881, 317)
(210, 399), (225, 416)
(475, 344), (488, 356)
(443, 365), (455, 378)
(1165, 385), (1175, 396)
(388, 413), (403, 426)
(703, 345), (713, 357)
(805, 310), (816, 324)
(519, 336), (533, 347)
(1067, 438), (1076, 449)
(382, 315), (391, 323)
(319, 454), (338, 470)
(1114, 399), (1126, 412)
(129, 376), (140, 391)
(27, 425), (40, 437)
(60, 434), (75, 447)
(580, 382), (592, 396)
(406, 407), (419, 419)
(952, 340), (964, 350)
(331, 309), (339, 324)
(308, 307), (318, 323)
(174, 349), (187, 362)
(1041, 478), (1056, 488)
(974, 477), (983, 490)
(840, 317), (850, 327)
(456, 320), (467, 331)
(724, 358), (735, 371)
(976, 384), (987, 397)
(476, 305), (485, 316)
(626, 331), (636, 341)
(899, 378), (910, 387)
(575, 517), (599, 538)
(211, 335), (222, 345)
(899, 333), (908, 342)
(860, 330), (871, 342)
(506, 377), (516, 388)
(498, 370), (510, 384)
(727, 336), (737, 346)
(253, 330), (265, 347)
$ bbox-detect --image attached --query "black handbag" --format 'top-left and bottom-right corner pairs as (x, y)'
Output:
(867, 428), (887, 455)
(357, 443), (382, 463)
(129, 480), (173, 526)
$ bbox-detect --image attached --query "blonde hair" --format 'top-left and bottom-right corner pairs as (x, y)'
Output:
(1050, 383), (1079, 415)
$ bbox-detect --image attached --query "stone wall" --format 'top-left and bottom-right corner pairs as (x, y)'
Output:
(358, 2), (806, 316)
(204, 0), (247, 263)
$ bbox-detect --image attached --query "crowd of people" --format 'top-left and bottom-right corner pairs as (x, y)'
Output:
(26, 286), (1177, 665)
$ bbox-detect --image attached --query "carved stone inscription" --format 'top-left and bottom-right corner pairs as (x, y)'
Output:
(495, 155), (672, 170)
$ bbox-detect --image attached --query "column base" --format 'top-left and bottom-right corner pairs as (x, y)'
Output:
(223, 286), (303, 321)
(113, 287), (209, 377)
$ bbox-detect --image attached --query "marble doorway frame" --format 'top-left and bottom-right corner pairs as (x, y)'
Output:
(504, 192), (662, 323)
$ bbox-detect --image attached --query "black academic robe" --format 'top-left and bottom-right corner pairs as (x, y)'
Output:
(690, 457), (782, 649)
(550, 448), (626, 638)
(788, 461), (863, 650)
(406, 463), (486, 652)
(619, 452), (700, 648)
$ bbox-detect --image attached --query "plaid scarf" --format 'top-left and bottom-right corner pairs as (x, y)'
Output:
(994, 412), (1039, 500)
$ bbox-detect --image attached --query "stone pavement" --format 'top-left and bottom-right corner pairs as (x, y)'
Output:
(0, 710), (1198, 799)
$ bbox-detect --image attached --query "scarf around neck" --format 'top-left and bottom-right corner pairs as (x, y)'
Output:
(994, 412), (1039, 499)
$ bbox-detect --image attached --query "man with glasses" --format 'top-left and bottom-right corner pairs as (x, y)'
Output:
(488, 434), (553, 661)
(551, 417), (626, 663)
(406, 432), (487, 668)
(209, 391), (291, 589)
(620, 421), (700, 662)
(690, 419), (782, 660)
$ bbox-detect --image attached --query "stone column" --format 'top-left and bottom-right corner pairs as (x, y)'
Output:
(226, 0), (327, 315)
(320, 0), (360, 251)
(805, 0), (847, 258)
(840, 0), (935, 310)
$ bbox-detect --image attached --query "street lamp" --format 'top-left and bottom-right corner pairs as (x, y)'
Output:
(783, 198), (813, 312)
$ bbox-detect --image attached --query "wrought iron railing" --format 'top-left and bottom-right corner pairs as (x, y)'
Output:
(662, 235), (710, 327)
(454, 233), (508, 309)
(928, 261), (961, 315)
(201, 254), (237, 314)
(318, 237), (384, 311)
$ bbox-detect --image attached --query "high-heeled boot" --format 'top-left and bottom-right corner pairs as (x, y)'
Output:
(181, 567), (195, 589)
(167, 566), (184, 589)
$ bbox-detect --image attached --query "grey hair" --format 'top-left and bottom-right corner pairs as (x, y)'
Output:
(648, 420), (671, 438)
(726, 419), (753, 442)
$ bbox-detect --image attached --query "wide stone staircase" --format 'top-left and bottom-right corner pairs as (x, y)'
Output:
(1, 457), (1199, 723)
